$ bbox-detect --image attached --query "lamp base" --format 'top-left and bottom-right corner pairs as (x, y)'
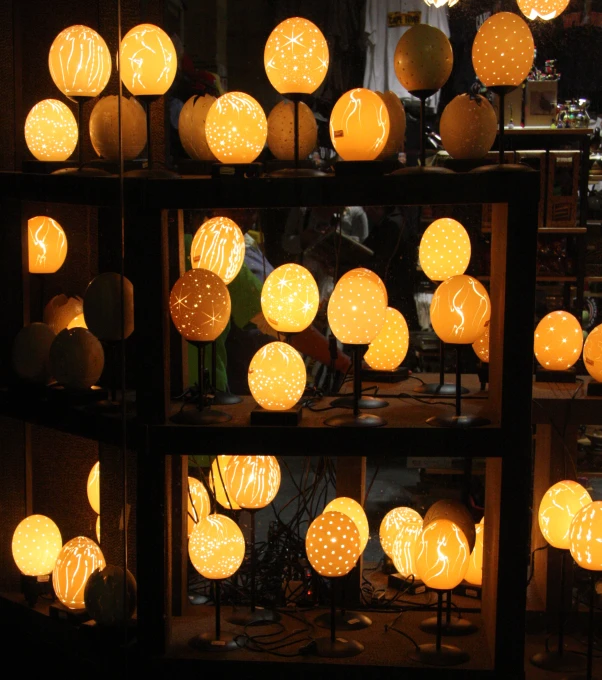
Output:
(330, 395), (389, 409)
(51, 166), (113, 176)
(334, 160), (401, 177)
(426, 414), (491, 428)
(313, 636), (364, 658)
(21, 574), (53, 607)
(530, 650), (587, 673)
(408, 642), (469, 666)
(535, 367), (577, 383)
(389, 166), (455, 176)
(188, 632), (241, 652)
(324, 412), (386, 428)
(314, 611), (372, 631)
(49, 602), (91, 623)
(414, 382), (469, 396)
(361, 366), (409, 383)
(211, 162), (262, 179)
(420, 614), (478, 636)
(266, 167), (328, 178)
(226, 606), (281, 626)
(170, 406), (232, 425)
(124, 167), (180, 179)
(212, 390), (243, 405)
(249, 405), (302, 426)
(46, 383), (109, 405)
(470, 163), (534, 174)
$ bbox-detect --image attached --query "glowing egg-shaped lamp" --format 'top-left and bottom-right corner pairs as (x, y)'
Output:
(324, 497), (369, 554)
(264, 17), (329, 95)
(584, 324), (602, 384)
(89, 95), (147, 161)
(53, 537), (106, 609)
(225, 455), (281, 509)
(169, 268), (231, 343)
(187, 477), (211, 538)
(415, 519), (470, 590)
(394, 24), (453, 95)
(364, 307), (409, 371)
(190, 216), (245, 285)
(517, 0), (570, 21)
(83, 272), (135, 342)
(440, 94), (498, 160)
(248, 341), (306, 411)
(473, 325), (490, 363)
(430, 275), (491, 345)
(12, 322), (55, 384)
(49, 328), (105, 390)
(205, 92), (268, 164)
(119, 23), (177, 97)
(306, 511), (362, 578)
(377, 91), (407, 158)
(28, 216), (68, 274)
(209, 455), (240, 511)
(424, 498), (477, 553)
(379, 506), (423, 559)
(43, 295), (83, 334)
(534, 310), (583, 372)
(392, 521), (422, 579)
(25, 99), (78, 162)
(419, 218), (471, 282)
(538, 480), (592, 550)
(569, 501), (602, 570)
(267, 99), (317, 161)
(329, 88), (390, 162)
(12, 515), (62, 576)
(188, 514), (245, 579)
(87, 461), (100, 514)
(261, 263), (319, 333)
(48, 25), (111, 100)
(84, 564), (137, 626)
(178, 94), (217, 161)
(339, 267), (389, 304)
(464, 523), (484, 586)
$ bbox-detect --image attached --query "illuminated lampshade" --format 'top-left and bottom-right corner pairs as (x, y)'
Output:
(178, 94), (217, 161)
(419, 218), (471, 282)
(440, 94), (498, 160)
(260, 263), (319, 333)
(569, 501), (602, 570)
(48, 25), (111, 99)
(583, 324), (602, 382)
(415, 519), (470, 590)
(84, 564), (137, 626)
(264, 17), (329, 95)
(188, 513), (245, 580)
(190, 216), (245, 285)
(225, 455), (281, 509)
(392, 521), (422, 579)
(324, 497), (369, 554)
(329, 88), (390, 162)
(534, 310), (583, 371)
(464, 523), (484, 586)
(472, 12), (535, 88)
(538, 480), (592, 550)
(89, 95), (147, 161)
(423, 499), (476, 553)
(87, 461), (100, 514)
(377, 91), (407, 158)
(472, 325), (490, 363)
(327, 267), (388, 345)
(424, 0), (459, 6)
(53, 537), (106, 610)
(364, 307), (409, 371)
(340, 267), (389, 302)
(12, 322), (55, 384)
(209, 455), (241, 511)
(267, 99), (317, 161)
(67, 314), (87, 330)
(305, 511), (362, 578)
(394, 24), (453, 94)
(169, 268), (231, 343)
(28, 216), (68, 274)
(517, 0), (570, 20)
(248, 341), (306, 411)
(12, 515), (62, 576)
(44, 295), (83, 334)
(25, 99), (78, 162)
(205, 92), (268, 164)
(119, 23), (177, 97)
(49, 328), (105, 390)
(83, 272), (135, 342)
(430, 275), (491, 345)
(96, 516), (101, 543)
(187, 477), (211, 538)
(379, 506), (423, 559)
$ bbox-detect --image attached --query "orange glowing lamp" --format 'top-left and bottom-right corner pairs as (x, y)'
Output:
(225, 455), (281, 509)
(187, 477), (211, 538)
(12, 515), (62, 577)
(28, 216), (68, 274)
(25, 99), (78, 162)
(260, 263), (319, 333)
(534, 310), (583, 372)
(364, 307), (409, 371)
(119, 24), (177, 97)
(52, 537), (106, 610)
(517, 0), (570, 20)
(583, 324), (602, 383)
(569, 501), (602, 570)
(248, 341), (306, 411)
(209, 455), (240, 511)
(305, 511), (362, 578)
(392, 521), (423, 579)
(188, 514), (245, 580)
(419, 218), (471, 282)
(415, 519), (470, 590)
(324, 497), (369, 554)
(379, 506), (423, 559)
(538, 480), (592, 550)
(190, 217), (245, 285)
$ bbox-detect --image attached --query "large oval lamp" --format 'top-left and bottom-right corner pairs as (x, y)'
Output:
(12, 322), (56, 385)
(379, 506), (422, 559)
(190, 216), (245, 285)
(178, 94), (217, 161)
(49, 327), (105, 391)
(89, 95), (147, 161)
(440, 94), (498, 161)
(267, 100), (317, 162)
(28, 216), (68, 274)
(377, 91), (406, 160)
(52, 537), (106, 610)
(260, 263), (319, 335)
(208, 455), (240, 511)
(25, 99), (78, 162)
(248, 341), (307, 412)
(534, 310), (583, 380)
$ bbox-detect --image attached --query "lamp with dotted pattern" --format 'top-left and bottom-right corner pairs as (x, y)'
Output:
(534, 310), (583, 383)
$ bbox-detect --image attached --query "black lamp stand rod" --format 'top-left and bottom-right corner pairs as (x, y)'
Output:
(352, 345), (363, 418)
(215, 579), (221, 641)
(330, 579), (337, 644)
(77, 100), (83, 168)
(436, 590), (444, 653)
(587, 570), (596, 680)
(455, 346), (462, 418)
(195, 342), (207, 412)
(294, 97), (299, 169)
(498, 92), (505, 165)
(439, 340), (445, 387)
(250, 509), (257, 613)
(420, 95), (426, 168)
(145, 99), (153, 169)
(558, 548), (567, 659)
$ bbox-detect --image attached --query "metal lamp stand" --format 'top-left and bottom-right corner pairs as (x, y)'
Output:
(313, 578), (364, 658)
(414, 340), (469, 396)
(419, 590), (477, 636)
(189, 579), (239, 651)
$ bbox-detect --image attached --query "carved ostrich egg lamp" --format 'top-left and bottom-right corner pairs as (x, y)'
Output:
(187, 477), (211, 538)
(261, 263), (319, 334)
(25, 99), (78, 162)
(324, 497), (369, 554)
(248, 341), (306, 412)
(12, 514), (62, 577)
(539, 480), (592, 550)
(583, 324), (602, 395)
(87, 461), (100, 514)
(377, 91), (407, 159)
(569, 501), (602, 570)
(517, 0), (570, 20)
(267, 100), (317, 162)
(12, 322), (56, 384)
(28, 216), (68, 274)
(379, 506), (423, 559)
(83, 272), (135, 342)
(84, 564), (137, 626)
(364, 307), (409, 372)
(440, 94), (498, 160)
(431, 275), (490, 345)
(49, 327), (105, 391)
(89, 95), (147, 161)
(53, 536), (106, 610)
(119, 23), (176, 97)
(178, 94), (217, 161)
(225, 455), (281, 510)
(392, 521), (423, 580)
(534, 310), (583, 380)
(44, 295), (83, 334)
(419, 218), (471, 282)
(209, 455), (241, 511)
(190, 216), (245, 285)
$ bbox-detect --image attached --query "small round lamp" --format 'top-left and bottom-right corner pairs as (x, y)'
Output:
(260, 263), (319, 334)
(539, 480), (592, 550)
(25, 99), (78, 162)
(190, 216), (245, 285)
(534, 310), (583, 373)
(419, 218), (471, 282)
(89, 95), (147, 161)
(53, 537), (106, 610)
(12, 515), (62, 577)
(187, 477), (210, 538)
(324, 497), (369, 554)
(440, 94), (498, 160)
(84, 565), (137, 626)
(226, 455), (281, 510)
(379, 506), (423, 559)
(49, 327), (105, 391)
(28, 216), (68, 274)
(209, 455), (240, 511)
(87, 461), (100, 514)
(248, 341), (306, 411)
(267, 99), (317, 161)
(83, 272), (135, 342)
(178, 94), (217, 161)
(569, 501), (602, 570)
(364, 307), (409, 372)
(12, 322), (56, 384)
(517, 0), (570, 20)
(377, 91), (407, 159)
(464, 523), (484, 586)
(43, 295), (83, 334)
(392, 521), (422, 579)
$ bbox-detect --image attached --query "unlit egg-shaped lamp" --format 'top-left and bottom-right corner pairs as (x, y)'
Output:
(440, 94), (498, 161)
(12, 322), (55, 385)
(209, 455), (241, 511)
(187, 477), (211, 538)
(534, 310), (583, 382)
(52, 537), (106, 610)
(178, 94), (217, 162)
(379, 506), (423, 559)
(84, 564), (137, 627)
(89, 95), (147, 161)
(267, 99), (317, 162)
(28, 216), (68, 274)
(25, 99), (78, 162)
(517, 0), (570, 20)
(260, 263), (319, 335)
(49, 327), (105, 391)
(583, 324), (602, 395)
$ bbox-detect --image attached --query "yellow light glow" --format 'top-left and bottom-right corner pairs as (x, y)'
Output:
(44, 295), (84, 334)
(261, 263), (319, 333)
(415, 519), (470, 590)
(534, 310), (583, 371)
(267, 99), (317, 161)
(392, 521), (422, 579)
(119, 23), (177, 97)
(209, 456), (241, 511)
(89, 95), (147, 161)
(472, 325), (490, 363)
(569, 501), (602, 570)
(340, 267), (389, 304)
(465, 523), (484, 586)
(419, 218), (471, 282)
(190, 216), (245, 285)
(364, 307), (409, 371)
(83, 272), (134, 342)
(538, 480), (592, 550)
(379, 506), (423, 559)
(424, 0), (459, 6)
(48, 25), (111, 99)
(12, 322), (55, 384)
(28, 216), (68, 274)
(329, 88), (390, 161)
(394, 24), (453, 94)
(187, 477), (211, 538)
(306, 511), (362, 578)
(248, 341), (306, 411)
(327, 267), (388, 345)
(225, 455), (281, 509)
(324, 497), (370, 554)
(583, 324), (602, 383)
(52, 537), (106, 610)
(517, 0), (570, 20)
(430, 275), (491, 345)
(440, 94), (498, 160)
(25, 99), (78, 162)
(377, 91), (407, 158)
(169, 268), (231, 343)
(205, 92), (268, 164)
(96, 516), (100, 543)
(49, 328), (105, 390)
(12, 515), (62, 577)
(264, 17), (329, 95)
(87, 461), (100, 514)
(188, 513), (245, 580)
(472, 12), (535, 88)
(67, 314), (87, 330)
(178, 94), (217, 161)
